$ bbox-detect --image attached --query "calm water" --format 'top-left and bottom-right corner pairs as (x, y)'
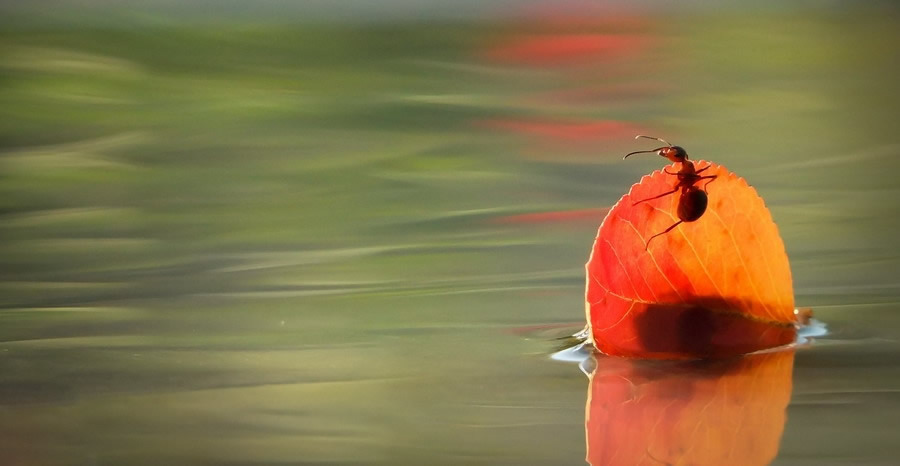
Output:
(2, 7), (900, 465)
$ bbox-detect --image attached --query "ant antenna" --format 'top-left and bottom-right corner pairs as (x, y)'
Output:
(623, 147), (666, 159)
(635, 135), (672, 146)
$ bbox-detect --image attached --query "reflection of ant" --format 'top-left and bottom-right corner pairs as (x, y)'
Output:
(624, 135), (717, 249)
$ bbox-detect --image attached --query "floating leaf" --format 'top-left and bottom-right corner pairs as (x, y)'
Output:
(586, 350), (794, 466)
(585, 162), (795, 358)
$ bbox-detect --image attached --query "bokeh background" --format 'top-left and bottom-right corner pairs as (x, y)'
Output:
(2, 1), (899, 465)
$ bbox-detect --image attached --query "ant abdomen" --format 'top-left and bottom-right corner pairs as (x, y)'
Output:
(678, 188), (708, 222)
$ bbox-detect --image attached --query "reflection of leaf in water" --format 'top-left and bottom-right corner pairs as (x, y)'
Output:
(586, 350), (794, 466)
(586, 163), (796, 358)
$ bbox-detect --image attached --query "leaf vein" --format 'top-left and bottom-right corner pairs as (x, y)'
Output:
(621, 215), (684, 303)
(708, 207), (774, 317)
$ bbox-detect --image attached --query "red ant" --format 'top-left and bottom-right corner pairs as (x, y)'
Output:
(624, 135), (717, 249)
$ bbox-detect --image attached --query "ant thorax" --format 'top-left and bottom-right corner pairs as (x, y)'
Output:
(679, 160), (698, 177)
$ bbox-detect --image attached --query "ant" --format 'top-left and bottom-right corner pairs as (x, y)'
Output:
(623, 135), (717, 249)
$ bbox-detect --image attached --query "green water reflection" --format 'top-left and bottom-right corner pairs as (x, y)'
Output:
(2, 8), (900, 465)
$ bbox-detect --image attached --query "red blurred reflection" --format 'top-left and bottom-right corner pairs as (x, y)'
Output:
(485, 33), (651, 66)
(475, 6), (669, 158)
(585, 350), (794, 466)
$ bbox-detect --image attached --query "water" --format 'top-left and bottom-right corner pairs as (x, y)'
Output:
(2, 5), (900, 465)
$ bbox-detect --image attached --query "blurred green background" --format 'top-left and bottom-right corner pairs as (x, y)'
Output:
(2, 2), (900, 465)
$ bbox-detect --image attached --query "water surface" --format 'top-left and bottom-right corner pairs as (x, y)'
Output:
(2, 6), (900, 465)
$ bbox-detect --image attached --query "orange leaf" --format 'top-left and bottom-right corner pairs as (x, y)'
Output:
(586, 350), (794, 466)
(585, 162), (795, 359)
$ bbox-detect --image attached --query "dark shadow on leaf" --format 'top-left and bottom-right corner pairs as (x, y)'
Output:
(630, 294), (795, 359)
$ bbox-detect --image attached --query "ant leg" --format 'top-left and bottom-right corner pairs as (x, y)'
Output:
(645, 220), (683, 250)
(664, 168), (678, 175)
(632, 187), (679, 206)
(695, 165), (711, 175)
(699, 175), (717, 193)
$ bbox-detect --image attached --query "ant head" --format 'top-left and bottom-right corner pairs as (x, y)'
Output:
(623, 135), (689, 163)
(659, 145), (688, 163)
